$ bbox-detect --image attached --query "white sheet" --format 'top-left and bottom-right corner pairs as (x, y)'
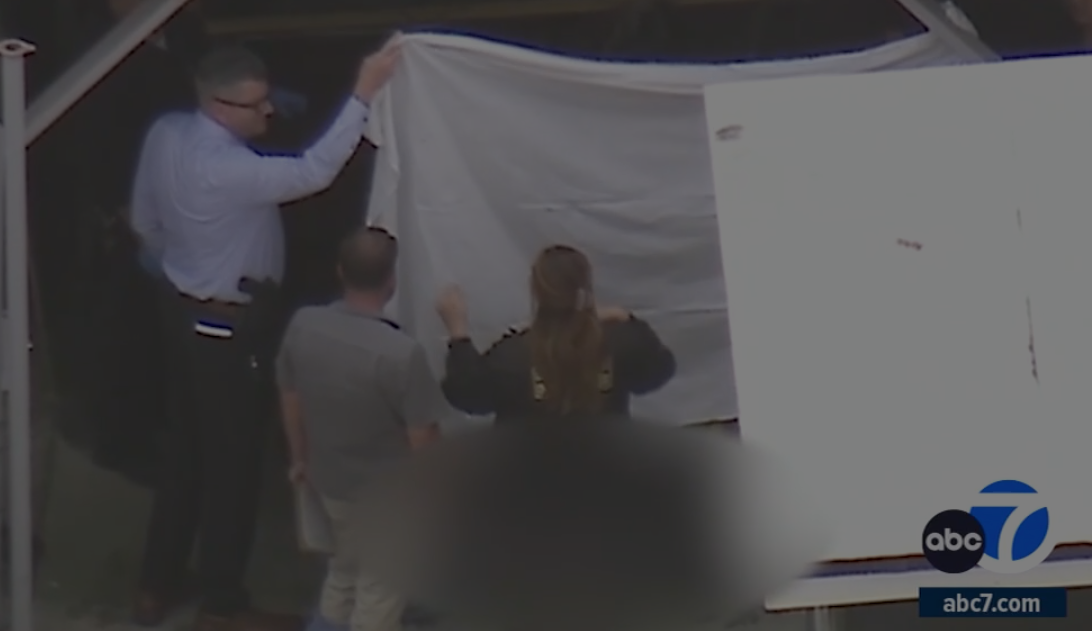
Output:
(364, 31), (972, 426)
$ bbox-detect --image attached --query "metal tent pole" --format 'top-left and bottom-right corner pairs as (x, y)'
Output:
(894, 0), (1000, 62)
(0, 37), (36, 631)
(807, 606), (833, 631)
(25, 0), (193, 145)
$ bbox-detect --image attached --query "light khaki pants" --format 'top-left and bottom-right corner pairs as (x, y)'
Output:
(320, 496), (405, 631)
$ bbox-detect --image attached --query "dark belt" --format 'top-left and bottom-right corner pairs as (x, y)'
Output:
(179, 293), (246, 318)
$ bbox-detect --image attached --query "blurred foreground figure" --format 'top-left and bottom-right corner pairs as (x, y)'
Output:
(344, 421), (830, 631)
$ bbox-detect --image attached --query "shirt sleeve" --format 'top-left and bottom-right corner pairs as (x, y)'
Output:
(441, 337), (510, 415)
(129, 122), (163, 257)
(385, 343), (449, 428)
(198, 97), (371, 206)
(613, 316), (676, 395)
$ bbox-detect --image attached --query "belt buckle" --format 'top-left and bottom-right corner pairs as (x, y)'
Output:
(213, 301), (241, 316)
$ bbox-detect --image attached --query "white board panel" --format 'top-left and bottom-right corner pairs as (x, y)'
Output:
(1004, 56), (1092, 504)
(705, 56), (1092, 564)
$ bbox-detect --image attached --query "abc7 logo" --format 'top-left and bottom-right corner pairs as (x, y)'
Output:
(922, 500), (1053, 574)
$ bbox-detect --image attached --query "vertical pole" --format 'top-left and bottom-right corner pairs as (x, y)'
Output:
(808, 606), (833, 631)
(1, 37), (36, 631)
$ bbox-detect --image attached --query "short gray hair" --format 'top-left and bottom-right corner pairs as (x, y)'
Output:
(194, 46), (268, 97)
(338, 226), (399, 291)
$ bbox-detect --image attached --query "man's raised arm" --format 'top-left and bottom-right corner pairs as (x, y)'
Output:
(202, 34), (402, 207)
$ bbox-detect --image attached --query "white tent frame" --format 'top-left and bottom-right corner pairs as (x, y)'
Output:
(0, 1), (994, 630)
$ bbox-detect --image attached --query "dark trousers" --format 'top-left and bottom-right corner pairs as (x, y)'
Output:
(89, 256), (166, 488)
(139, 280), (280, 614)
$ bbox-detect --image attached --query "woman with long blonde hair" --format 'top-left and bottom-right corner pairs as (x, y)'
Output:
(436, 245), (675, 423)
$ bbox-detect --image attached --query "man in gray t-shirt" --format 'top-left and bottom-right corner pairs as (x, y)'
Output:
(275, 226), (446, 631)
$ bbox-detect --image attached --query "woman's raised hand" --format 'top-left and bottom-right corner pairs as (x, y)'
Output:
(436, 284), (469, 337)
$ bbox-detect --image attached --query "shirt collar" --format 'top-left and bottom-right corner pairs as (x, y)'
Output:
(194, 110), (243, 146)
(331, 300), (400, 330)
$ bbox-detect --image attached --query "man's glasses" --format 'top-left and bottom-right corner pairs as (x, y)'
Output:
(213, 96), (270, 111)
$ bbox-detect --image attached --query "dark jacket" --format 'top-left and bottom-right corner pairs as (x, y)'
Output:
(442, 315), (675, 423)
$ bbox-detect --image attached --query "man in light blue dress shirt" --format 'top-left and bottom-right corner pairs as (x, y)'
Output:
(128, 36), (402, 631)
